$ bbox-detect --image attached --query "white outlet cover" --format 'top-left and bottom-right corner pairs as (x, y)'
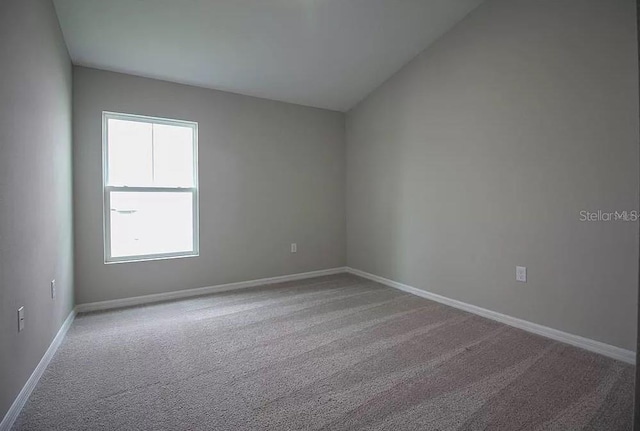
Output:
(18, 306), (25, 332)
(290, 243), (297, 253)
(516, 266), (527, 282)
(51, 279), (56, 299)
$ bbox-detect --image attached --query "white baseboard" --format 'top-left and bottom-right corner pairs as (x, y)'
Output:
(346, 267), (636, 364)
(76, 267), (348, 313)
(0, 309), (77, 431)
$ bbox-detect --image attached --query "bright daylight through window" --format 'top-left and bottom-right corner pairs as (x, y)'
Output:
(103, 112), (199, 263)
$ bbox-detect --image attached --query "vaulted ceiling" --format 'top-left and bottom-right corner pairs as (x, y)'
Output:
(53, 0), (483, 111)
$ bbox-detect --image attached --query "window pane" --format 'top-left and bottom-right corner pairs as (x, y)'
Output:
(153, 124), (194, 187)
(109, 191), (194, 258)
(107, 119), (153, 186)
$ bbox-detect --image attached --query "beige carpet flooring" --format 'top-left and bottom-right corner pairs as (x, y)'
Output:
(13, 273), (635, 430)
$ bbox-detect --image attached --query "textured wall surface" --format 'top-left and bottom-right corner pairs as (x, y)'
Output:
(73, 67), (346, 304)
(0, 0), (74, 420)
(347, 0), (639, 350)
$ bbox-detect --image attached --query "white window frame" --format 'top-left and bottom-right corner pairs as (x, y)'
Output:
(102, 111), (200, 264)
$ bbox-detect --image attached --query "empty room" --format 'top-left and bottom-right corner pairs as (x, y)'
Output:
(1, 0), (639, 430)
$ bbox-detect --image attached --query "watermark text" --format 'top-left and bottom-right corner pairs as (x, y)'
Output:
(579, 210), (639, 222)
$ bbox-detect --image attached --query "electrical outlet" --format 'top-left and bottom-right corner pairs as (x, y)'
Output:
(51, 279), (56, 299)
(18, 307), (25, 332)
(290, 243), (297, 253)
(516, 266), (527, 282)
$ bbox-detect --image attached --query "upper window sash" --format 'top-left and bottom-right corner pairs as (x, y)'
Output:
(102, 112), (198, 189)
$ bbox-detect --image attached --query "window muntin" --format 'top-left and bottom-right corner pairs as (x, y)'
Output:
(103, 112), (199, 263)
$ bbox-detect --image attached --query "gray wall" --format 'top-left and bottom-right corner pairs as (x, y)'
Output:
(73, 67), (346, 304)
(0, 0), (74, 420)
(346, 0), (639, 350)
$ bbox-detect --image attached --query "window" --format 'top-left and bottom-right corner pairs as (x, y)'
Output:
(102, 112), (199, 263)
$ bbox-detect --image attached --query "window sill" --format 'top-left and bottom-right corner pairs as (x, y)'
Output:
(104, 253), (199, 265)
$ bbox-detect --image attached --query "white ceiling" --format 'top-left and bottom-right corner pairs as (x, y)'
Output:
(53, 0), (483, 111)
